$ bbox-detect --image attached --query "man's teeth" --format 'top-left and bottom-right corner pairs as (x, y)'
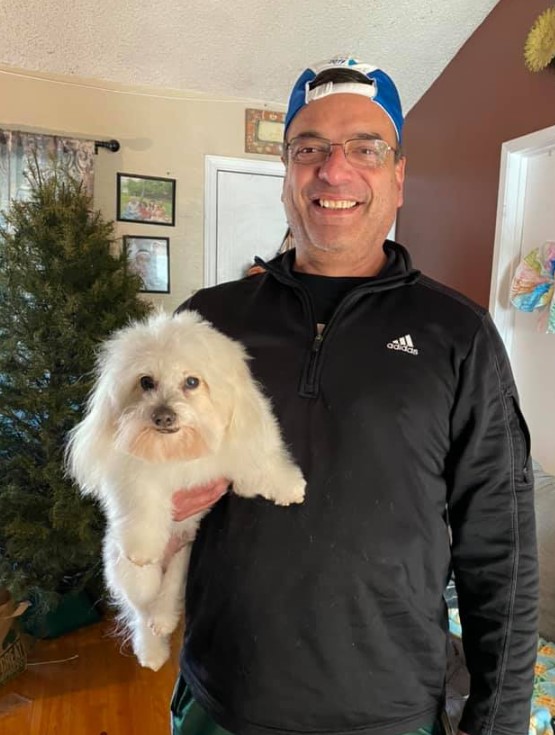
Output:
(318, 199), (357, 209)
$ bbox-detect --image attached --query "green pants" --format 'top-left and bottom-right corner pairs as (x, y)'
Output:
(170, 674), (444, 735)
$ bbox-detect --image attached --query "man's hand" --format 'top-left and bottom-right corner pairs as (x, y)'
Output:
(171, 479), (229, 521)
(162, 480), (229, 568)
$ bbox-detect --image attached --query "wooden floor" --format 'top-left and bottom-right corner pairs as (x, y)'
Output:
(0, 618), (181, 735)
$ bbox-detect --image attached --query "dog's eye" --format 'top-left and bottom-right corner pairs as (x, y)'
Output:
(184, 376), (200, 390)
(139, 376), (156, 391)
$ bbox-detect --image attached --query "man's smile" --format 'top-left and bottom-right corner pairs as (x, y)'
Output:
(317, 199), (359, 209)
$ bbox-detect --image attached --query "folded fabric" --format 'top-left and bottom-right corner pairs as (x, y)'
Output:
(510, 241), (555, 333)
(529, 706), (553, 735)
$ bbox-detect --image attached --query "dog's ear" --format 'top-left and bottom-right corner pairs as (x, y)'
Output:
(225, 357), (283, 455)
(65, 347), (120, 497)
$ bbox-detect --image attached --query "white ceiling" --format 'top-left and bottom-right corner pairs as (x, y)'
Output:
(0, 0), (499, 112)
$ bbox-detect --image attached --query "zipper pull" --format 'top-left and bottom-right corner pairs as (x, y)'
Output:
(312, 334), (324, 352)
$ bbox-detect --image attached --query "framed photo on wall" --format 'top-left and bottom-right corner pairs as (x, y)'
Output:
(117, 173), (176, 226)
(124, 235), (170, 294)
(245, 108), (285, 156)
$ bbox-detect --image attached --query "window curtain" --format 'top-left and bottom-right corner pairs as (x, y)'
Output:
(0, 130), (95, 220)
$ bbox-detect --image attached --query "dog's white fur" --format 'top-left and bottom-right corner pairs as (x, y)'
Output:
(66, 310), (305, 671)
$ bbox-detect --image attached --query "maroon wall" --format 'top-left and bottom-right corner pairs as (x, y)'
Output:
(396, 0), (555, 306)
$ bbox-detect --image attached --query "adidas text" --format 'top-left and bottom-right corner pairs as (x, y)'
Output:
(387, 334), (419, 356)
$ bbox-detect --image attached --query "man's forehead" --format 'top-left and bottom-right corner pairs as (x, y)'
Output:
(286, 94), (397, 142)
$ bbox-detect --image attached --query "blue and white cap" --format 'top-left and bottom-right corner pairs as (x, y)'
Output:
(284, 56), (404, 142)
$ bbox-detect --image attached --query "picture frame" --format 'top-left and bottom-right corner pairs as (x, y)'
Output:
(245, 108), (285, 156)
(117, 173), (176, 226)
(124, 235), (170, 294)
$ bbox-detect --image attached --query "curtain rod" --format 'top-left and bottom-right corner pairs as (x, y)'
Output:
(94, 139), (120, 154)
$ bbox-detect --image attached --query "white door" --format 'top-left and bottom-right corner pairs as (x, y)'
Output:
(204, 156), (287, 287)
(490, 126), (555, 473)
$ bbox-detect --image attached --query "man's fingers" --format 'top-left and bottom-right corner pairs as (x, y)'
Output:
(201, 478), (231, 500)
(172, 479), (230, 521)
(176, 479), (229, 501)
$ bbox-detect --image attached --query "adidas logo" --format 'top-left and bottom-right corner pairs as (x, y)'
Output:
(386, 334), (419, 356)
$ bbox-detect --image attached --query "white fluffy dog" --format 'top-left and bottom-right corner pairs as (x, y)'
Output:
(66, 310), (305, 671)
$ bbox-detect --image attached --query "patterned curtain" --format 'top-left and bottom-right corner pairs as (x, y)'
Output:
(0, 130), (95, 221)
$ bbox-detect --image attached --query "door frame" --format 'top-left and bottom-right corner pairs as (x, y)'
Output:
(204, 156), (285, 287)
(489, 124), (555, 356)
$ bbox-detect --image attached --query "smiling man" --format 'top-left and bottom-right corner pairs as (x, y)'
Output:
(282, 77), (404, 276)
(171, 58), (538, 735)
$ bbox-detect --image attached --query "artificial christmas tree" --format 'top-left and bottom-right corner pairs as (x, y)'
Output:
(0, 163), (151, 631)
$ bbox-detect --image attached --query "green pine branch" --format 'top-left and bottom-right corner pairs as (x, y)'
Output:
(0, 160), (152, 621)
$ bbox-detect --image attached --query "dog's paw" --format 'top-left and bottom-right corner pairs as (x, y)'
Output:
(126, 554), (161, 567)
(272, 479), (306, 506)
(111, 557), (163, 608)
(261, 464), (306, 506)
(234, 463), (306, 507)
(148, 611), (180, 637)
(135, 634), (171, 671)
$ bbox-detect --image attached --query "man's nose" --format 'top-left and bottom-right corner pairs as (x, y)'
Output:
(317, 145), (353, 185)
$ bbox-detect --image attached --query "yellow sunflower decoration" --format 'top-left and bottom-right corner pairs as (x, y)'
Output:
(524, 6), (555, 72)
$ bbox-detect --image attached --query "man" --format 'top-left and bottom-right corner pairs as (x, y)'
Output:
(171, 57), (538, 735)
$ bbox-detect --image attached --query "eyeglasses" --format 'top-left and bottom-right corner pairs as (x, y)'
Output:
(285, 136), (397, 169)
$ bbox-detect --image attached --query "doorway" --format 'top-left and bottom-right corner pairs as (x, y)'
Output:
(490, 124), (555, 472)
(204, 156), (287, 287)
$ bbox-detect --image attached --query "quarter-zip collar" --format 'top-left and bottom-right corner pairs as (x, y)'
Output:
(254, 239), (420, 292)
(254, 241), (421, 397)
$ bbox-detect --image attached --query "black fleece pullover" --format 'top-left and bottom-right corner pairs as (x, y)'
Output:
(177, 242), (538, 735)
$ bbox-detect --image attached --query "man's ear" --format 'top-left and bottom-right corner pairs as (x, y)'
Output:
(281, 145), (292, 204)
(395, 156), (406, 208)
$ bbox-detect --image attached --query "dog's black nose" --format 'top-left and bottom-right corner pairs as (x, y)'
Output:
(151, 406), (177, 429)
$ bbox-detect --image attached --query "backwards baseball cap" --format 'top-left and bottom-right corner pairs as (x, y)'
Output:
(284, 56), (404, 142)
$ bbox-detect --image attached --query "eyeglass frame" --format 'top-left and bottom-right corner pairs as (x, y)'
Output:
(284, 134), (402, 168)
